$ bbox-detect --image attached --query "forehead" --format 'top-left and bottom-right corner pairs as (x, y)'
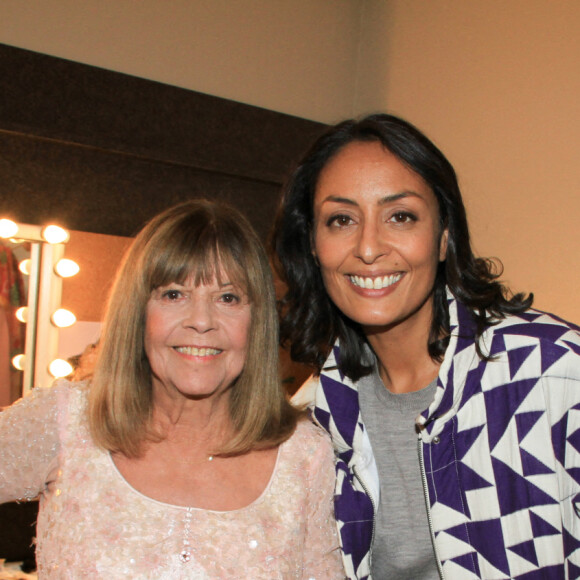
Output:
(316, 140), (433, 203)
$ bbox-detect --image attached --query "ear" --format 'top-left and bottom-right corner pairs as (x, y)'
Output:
(439, 229), (449, 262)
(310, 229), (319, 265)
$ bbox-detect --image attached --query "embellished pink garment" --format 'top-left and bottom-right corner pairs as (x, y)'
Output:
(0, 382), (344, 579)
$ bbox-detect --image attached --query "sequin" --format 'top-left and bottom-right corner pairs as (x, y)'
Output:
(0, 381), (344, 578)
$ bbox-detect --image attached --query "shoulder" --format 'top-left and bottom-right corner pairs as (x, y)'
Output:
(486, 309), (580, 350)
(285, 418), (335, 463)
(481, 310), (580, 379)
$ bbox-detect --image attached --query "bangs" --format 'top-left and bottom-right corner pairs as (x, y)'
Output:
(145, 218), (251, 297)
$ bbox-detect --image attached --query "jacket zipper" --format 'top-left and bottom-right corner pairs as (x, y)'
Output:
(418, 435), (445, 580)
(352, 464), (376, 575)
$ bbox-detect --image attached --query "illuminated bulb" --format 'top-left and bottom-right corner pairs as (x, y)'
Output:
(49, 359), (74, 378)
(15, 307), (28, 323)
(12, 354), (25, 371)
(51, 308), (77, 328)
(54, 258), (80, 277)
(19, 259), (32, 275)
(0, 219), (19, 238)
(42, 225), (69, 244)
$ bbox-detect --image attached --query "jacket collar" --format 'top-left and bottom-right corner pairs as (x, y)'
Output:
(314, 289), (480, 445)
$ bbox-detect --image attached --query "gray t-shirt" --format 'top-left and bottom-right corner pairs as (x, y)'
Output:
(358, 366), (439, 579)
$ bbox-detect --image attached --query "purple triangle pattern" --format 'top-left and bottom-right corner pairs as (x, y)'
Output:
(551, 413), (568, 466)
(568, 560), (580, 580)
(564, 526), (580, 559)
(455, 425), (485, 461)
(539, 341), (569, 374)
(314, 407), (331, 432)
(508, 539), (539, 566)
(492, 458), (557, 516)
(485, 378), (538, 450)
(459, 363), (485, 409)
(520, 448), (555, 476)
(490, 332), (506, 356)
(436, 360), (456, 420)
(332, 345), (345, 380)
(458, 462), (493, 491)
(496, 322), (570, 342)
(564, 340), (580, 357)
(515, 411), (544, 442)
(530, 510), (560, 538)
(567, 425), (580, 455)
(449, 552), (480, 576)
(516, 311), (543, 323)
(515, 565), (565, 579)
(447, 519), (510, 575)
(507, 345), (537, 379)
(318, 374), (359, 446)
(566, 468), (580, 487)
(334, 463), (374, 573)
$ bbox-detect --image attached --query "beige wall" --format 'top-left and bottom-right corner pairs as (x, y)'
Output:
(3, 0), (579, 322)
(0, 0), (362, 124)
(356, 0), (580, 322)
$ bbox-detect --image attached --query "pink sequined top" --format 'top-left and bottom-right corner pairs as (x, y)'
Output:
(0, 382), (344, 579)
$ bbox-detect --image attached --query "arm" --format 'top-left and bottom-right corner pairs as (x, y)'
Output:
(302, 425), (345, 579)
(0, 385), (62, 503)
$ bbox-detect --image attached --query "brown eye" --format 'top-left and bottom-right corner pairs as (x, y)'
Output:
(162, 289), (182, 301)
(390, 211), (416, 223)
(327, 214), (354, 227)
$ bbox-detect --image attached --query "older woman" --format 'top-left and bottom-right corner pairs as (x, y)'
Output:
(272, 114), (580, 579)
(0, 200), (344, 578)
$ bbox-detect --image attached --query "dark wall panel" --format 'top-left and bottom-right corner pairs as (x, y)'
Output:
(0, 43), (326, 238)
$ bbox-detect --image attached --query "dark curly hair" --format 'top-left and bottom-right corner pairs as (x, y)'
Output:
(271, 113), (532, 381)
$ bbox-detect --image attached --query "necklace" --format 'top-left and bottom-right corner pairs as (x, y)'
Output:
(179, 508), (194, 563)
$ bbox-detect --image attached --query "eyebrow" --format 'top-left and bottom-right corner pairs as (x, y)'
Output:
(319, 191), (422, 206)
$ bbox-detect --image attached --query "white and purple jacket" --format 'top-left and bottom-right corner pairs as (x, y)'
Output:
(297, 293), (580, 579)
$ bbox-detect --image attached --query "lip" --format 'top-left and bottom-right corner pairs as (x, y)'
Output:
(173, 346), (222, 357)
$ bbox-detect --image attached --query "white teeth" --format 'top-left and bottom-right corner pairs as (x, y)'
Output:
(175, 346), (221, 357)
(349, 273), (402, 290)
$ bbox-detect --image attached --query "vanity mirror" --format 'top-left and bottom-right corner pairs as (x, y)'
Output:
(0, 219), (79, 403)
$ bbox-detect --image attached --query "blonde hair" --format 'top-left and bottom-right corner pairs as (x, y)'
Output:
(89, 199), (300, 457)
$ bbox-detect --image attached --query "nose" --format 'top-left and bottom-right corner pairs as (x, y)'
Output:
(354, 221), (386, 264)
(183, 299), (216, 333)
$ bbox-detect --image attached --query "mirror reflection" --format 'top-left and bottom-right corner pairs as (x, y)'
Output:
(0, 221), (133, 405)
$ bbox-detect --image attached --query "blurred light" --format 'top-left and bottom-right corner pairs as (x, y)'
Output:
(18, 259), (32, 275)
(51, 308), (76, 328)
(42, 225), (69, 244)
(15, 307), (28, 323)
(0, 219), (19, 238)
(54, 258), (80, 278)
(12, 354), (25, 371)
(49, 359), (74, 378)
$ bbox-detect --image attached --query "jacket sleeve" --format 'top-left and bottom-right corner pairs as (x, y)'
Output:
(0, 385), (61, 503)
(544, 342), (580, 564)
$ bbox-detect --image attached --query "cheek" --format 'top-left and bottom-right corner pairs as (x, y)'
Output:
(144, 309), (169, 351)
(313, 230), (341, 271)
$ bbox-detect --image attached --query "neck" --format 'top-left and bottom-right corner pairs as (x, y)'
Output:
(364, 299), (441, 394)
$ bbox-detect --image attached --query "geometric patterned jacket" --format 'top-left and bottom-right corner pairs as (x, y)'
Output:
(299, 292), (580, 579)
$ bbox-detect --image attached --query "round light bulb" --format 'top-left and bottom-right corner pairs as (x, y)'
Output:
(54, 258), (80, 277)
(49, 359), (74, 378)
(15, 307), (28, 323)
(19, 259), (32, 275)
(51, 308), (77, 328)
(42, 225), (69, 244)
(12, 354), (26, 371)
(0, 219), (19, 238)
